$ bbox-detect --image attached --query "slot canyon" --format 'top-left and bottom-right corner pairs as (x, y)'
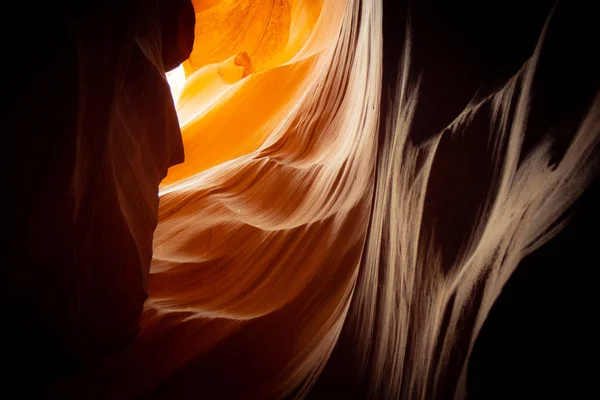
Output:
(5, 0), (599, 398)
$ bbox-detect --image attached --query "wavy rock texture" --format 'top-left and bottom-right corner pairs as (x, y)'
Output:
(27, 0), (599, 399)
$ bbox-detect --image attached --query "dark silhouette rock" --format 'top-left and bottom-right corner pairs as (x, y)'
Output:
(4, 0), (194, 394)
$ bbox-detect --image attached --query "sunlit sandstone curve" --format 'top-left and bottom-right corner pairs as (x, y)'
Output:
(155, 2), (600, 397)
(58, 0), (377, 398)
(161, 0), (337, 185)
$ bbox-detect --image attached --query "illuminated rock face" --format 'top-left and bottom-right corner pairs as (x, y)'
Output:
(162, 0), (336, 185)
(141, 2), (600, 399)
(80, 2), (376, 398)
